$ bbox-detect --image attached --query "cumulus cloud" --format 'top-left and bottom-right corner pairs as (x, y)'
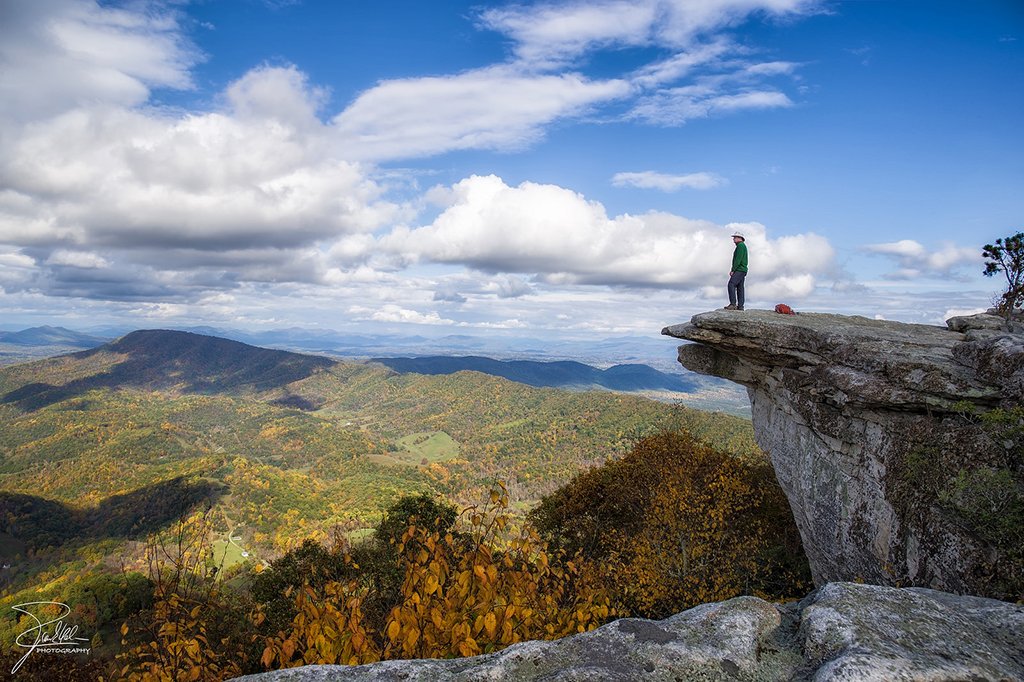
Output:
(383, 175), (833, 296)
(0, 0), (833, 330)
(0, 62), (406, 301)
(433, 288), (468, 304)
(225, 64), (328, 129)
(863, 239), (980, 279)
(942, 306), (988, 321)
(612, 170), (727, 191)
(485, 274), (534, 299)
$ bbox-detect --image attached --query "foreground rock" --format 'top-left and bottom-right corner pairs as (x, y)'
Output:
(663, 310), (1023, 597)
(235, 582), (1024, 681)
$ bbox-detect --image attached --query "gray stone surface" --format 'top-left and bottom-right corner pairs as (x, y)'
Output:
(234, 583), (1024, 681)
(662, 309), (1023, 594)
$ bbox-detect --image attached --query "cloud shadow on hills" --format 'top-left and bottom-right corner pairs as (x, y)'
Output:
(0, 476), (226, 557)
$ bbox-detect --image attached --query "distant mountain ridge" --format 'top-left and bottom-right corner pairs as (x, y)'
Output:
(373, 356), (699, 393)
(0, 325), (107, 347)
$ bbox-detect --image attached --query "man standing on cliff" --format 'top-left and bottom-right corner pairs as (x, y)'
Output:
(724, 231), (747, 311)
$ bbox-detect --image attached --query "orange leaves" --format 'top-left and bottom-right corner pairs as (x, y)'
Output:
(531, 430), (811, 620)
(262, 578), (382, 669)
(258, 484), (614, 670)
(386, 618), (401, 642)
(116, 512), (251, 681)
(482, 611), (497, 638)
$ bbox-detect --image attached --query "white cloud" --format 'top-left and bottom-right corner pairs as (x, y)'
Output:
(479, 0), (819, 67)
(331, 67), (631, 160)
(864, 239), (980, 278)
(0, 60), (410, 302)
(631, 87), (793, 125)
(45, 250), (110, 269)
(630, 39), (735, 88)
(225, 64), (328, 129)
(612, 170), (727, 191)
(349, 304), (453, 326)
(942, 306), (988, 322)
(479, 1), (659, 67)
(383, 175), (833, 291)
(127, 302), (189, 319)
(484, 275), (534, 299)
(0, 0), (200, 121)
(0, 0), (884, 336)
(0, 249), (36, 270)
(864, 239), (925, 258)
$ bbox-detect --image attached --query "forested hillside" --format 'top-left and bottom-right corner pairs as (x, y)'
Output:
(0, 331), (765, 669)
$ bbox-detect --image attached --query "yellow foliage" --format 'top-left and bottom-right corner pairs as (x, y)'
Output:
(261, 483), (614, 668)
(117, 513), (250, 681)
(531, 430), (811, 618)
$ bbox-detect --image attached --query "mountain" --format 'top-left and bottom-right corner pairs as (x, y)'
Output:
(0, 325), (761, 667)
(373, 356), (699, 393)
(0, 325), (107, 347)
(0, 329), (334, 411)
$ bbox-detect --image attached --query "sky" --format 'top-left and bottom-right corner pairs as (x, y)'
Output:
(0, 0), (1022, 342)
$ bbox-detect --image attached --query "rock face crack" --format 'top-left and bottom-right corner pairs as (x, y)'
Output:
(662, 310), (1022, 594)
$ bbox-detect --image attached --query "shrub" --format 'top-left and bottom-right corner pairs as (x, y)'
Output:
(531, 430), (811, 618)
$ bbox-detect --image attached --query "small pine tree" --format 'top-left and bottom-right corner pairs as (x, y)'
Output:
(982, 231), (1024, 319)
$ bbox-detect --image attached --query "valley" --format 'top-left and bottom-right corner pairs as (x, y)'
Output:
(0, 329), (759, 646)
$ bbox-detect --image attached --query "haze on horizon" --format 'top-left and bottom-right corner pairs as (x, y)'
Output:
(0, 0), (1021, 340)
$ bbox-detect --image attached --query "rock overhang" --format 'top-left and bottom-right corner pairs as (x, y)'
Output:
(662, 309), (1017, 411)
(662, 308), (1023, 595)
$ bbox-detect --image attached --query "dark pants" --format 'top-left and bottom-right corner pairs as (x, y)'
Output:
(728, 271), (746, 308)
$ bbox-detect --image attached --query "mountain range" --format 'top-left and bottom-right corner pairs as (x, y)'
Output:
(1, 325), (685, 370)
(0, 325), (107, 347)
(0, 326), (702, 395)
(374, 356), (699, 393)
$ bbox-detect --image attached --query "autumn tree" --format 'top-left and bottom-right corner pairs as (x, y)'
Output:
(259, 484), (613, 668)
(531, 430), (810, 618)
(983, 231), (1024, 319)
(117, 513), (254, 680)
(251, 494), (459, 637)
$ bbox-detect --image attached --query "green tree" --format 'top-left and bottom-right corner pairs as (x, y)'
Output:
(982, 231), (1024, 318)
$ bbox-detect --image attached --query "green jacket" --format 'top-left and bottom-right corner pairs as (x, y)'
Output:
(731, 241), (748, 272)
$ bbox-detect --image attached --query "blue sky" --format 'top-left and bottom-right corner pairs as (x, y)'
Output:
(0, 0), (1021, 340)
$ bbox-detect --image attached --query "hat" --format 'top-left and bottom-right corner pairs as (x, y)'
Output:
(731, 231), (745, 240)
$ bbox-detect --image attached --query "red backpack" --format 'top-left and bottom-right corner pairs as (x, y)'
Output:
(774, 303), (796, 315)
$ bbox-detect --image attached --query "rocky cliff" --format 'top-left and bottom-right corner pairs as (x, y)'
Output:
(234, 311), (1024, 681)
(663, 309), (1023, 598)
(235, 582), (1024, 681)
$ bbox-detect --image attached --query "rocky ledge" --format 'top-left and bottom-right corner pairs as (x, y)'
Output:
(235, 583), (1024, 682)
(663, 310), (1023, 596)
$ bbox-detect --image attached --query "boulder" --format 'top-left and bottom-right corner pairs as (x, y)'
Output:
(233, 583), (1024, 681)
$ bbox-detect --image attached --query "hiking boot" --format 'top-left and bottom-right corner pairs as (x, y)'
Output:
(737, 306), (744, 311)
(723, 304), (737, 310)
